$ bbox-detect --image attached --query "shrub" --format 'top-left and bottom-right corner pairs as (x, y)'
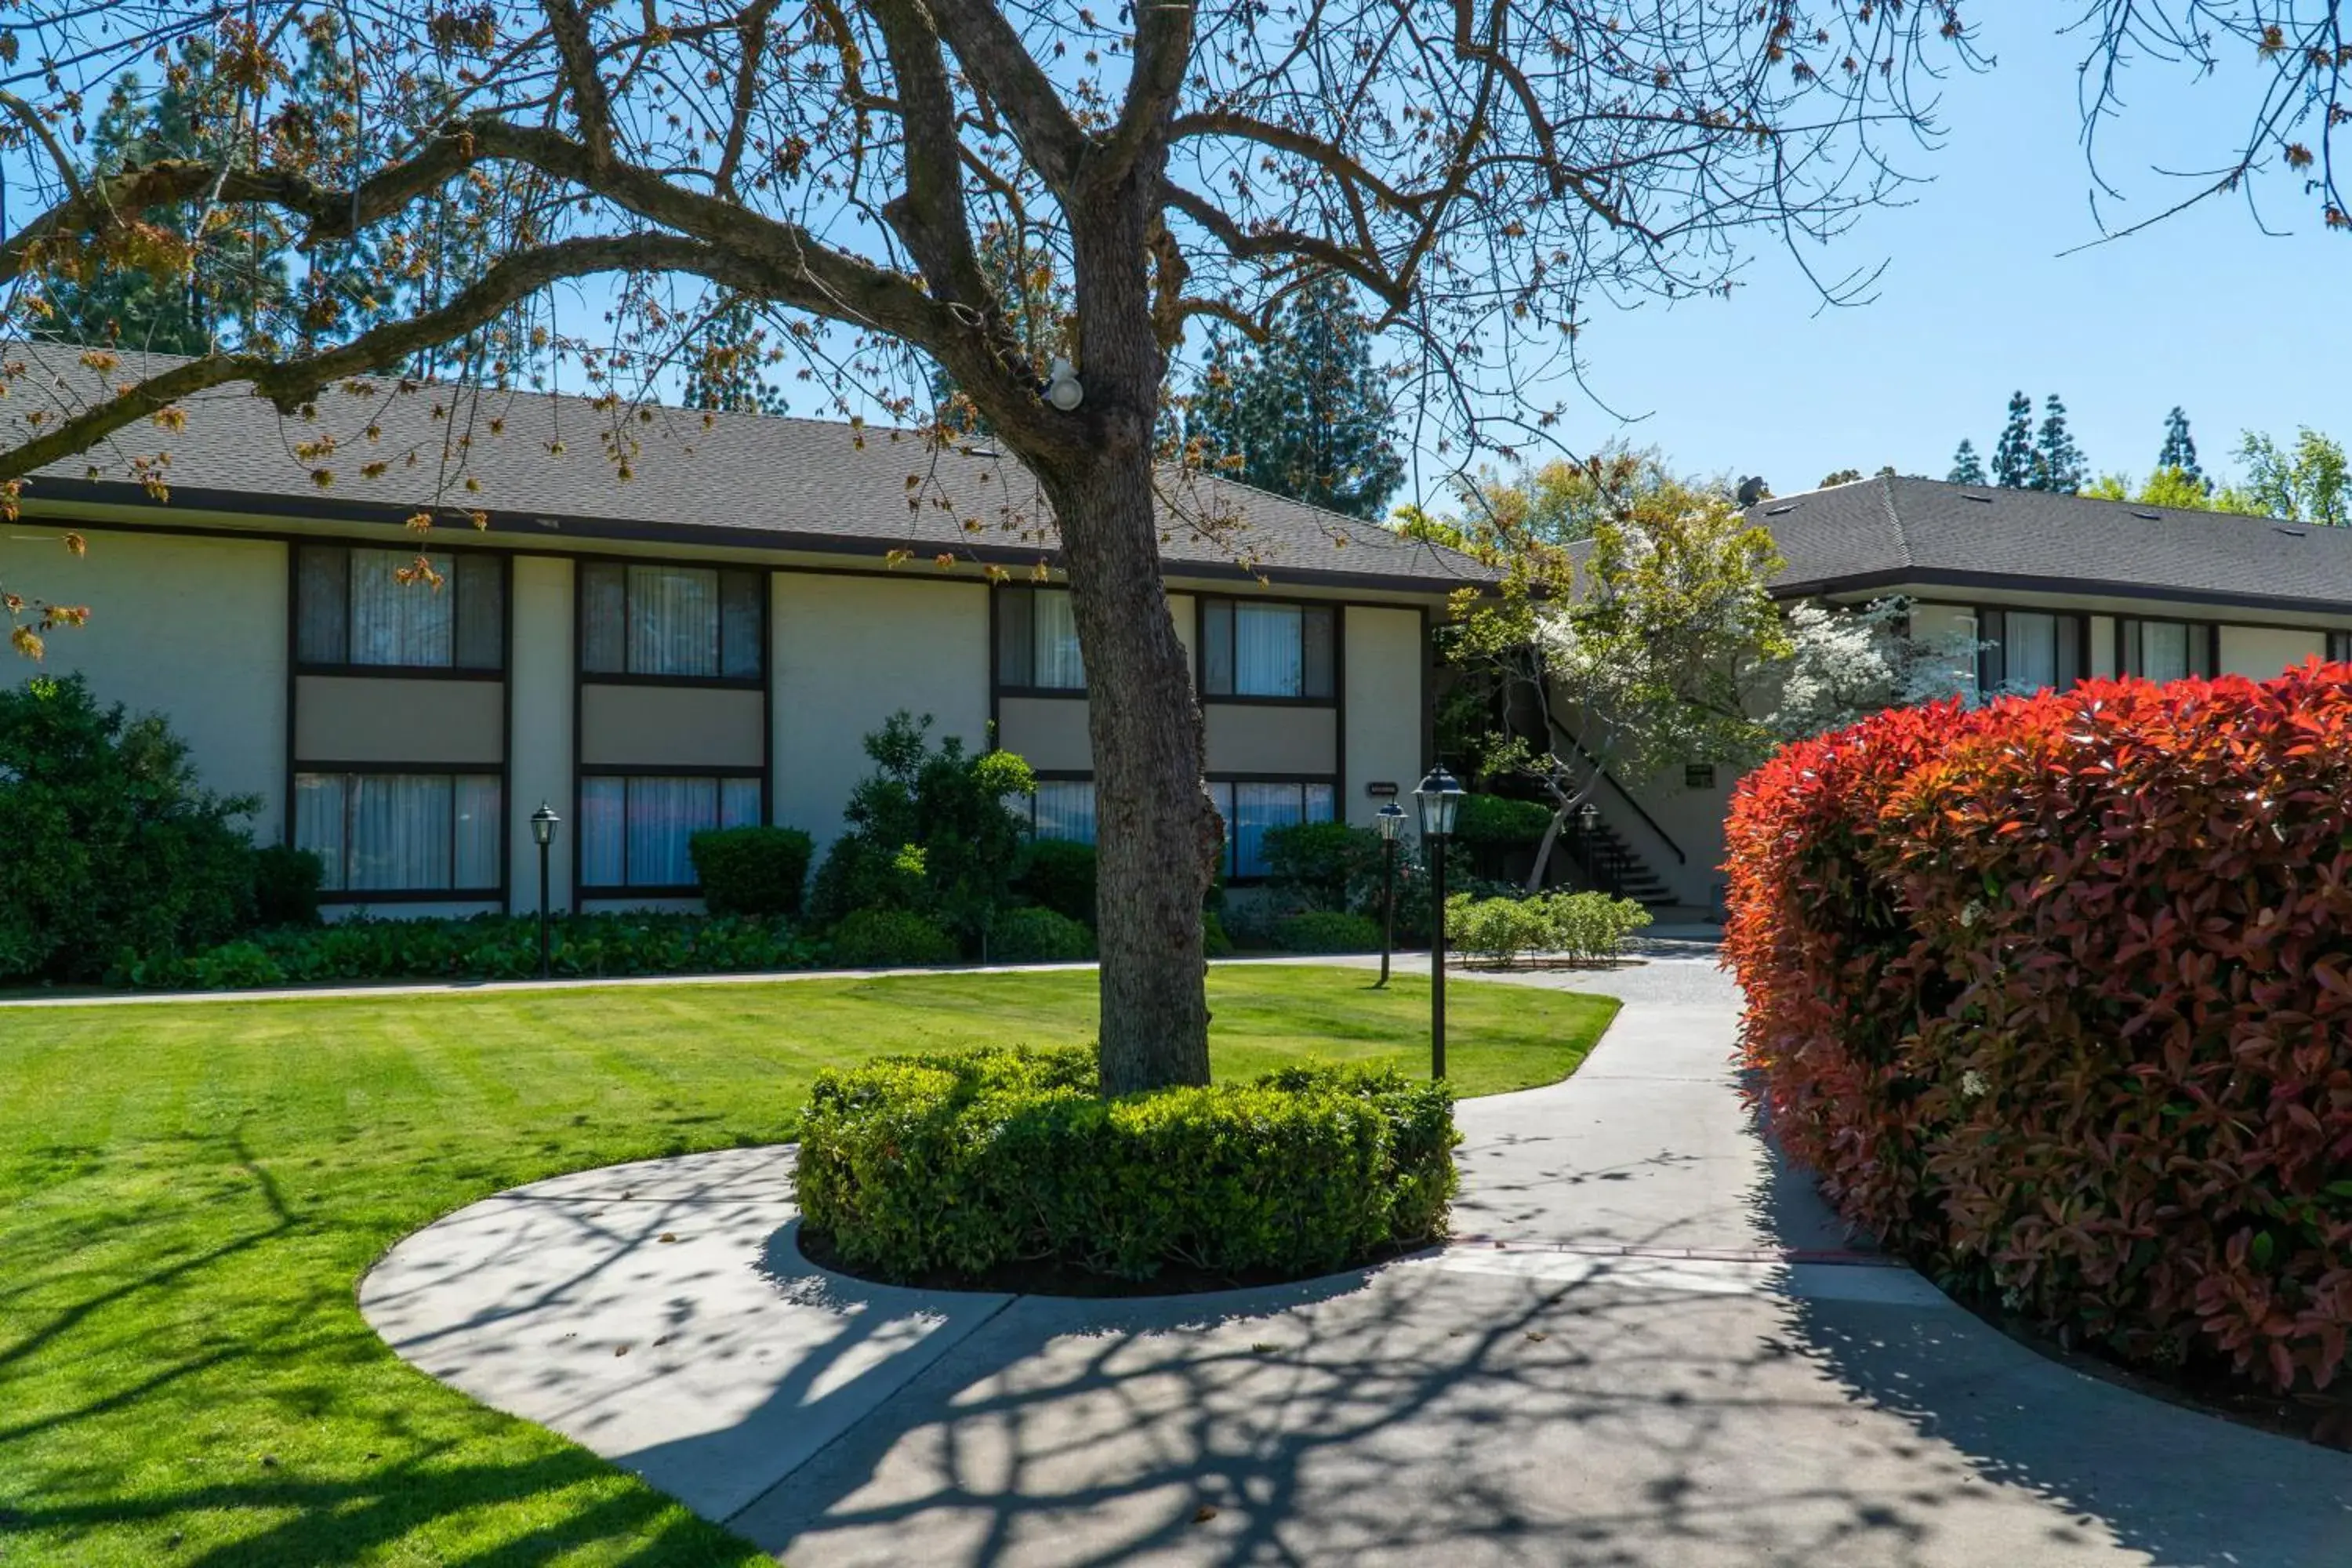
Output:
(987, 906), (1096, 964)
(129, 911), (820, 989)
(1013, 837), (1097, 927)
(690, 825), (815, 917)
(828, 907), (958, 968)
(0, 674), (260, 982)
(1724, 667), (2352, 1399)
(795, 1046), (1459, 1283)
(1262, 820), (1378, 911)
(1203, 910), (1234, 959)
(1444, 891), (1648, 966)
(252, 844), (325, 928)
(1272, 910), (1384, 954)
(810, 713), (1035, 952)
(1451, 793), (1554, 849)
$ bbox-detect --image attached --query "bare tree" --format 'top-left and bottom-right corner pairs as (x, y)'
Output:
(0, 0), (1966, 1093)
(2073, 2), (2352, 239)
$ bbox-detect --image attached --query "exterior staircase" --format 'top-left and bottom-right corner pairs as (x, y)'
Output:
(1564, 816), (1676, 907)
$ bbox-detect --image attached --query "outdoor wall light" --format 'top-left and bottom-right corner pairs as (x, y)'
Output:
(1045, 358), (1083, 412)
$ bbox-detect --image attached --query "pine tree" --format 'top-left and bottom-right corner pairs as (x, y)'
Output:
(1181, 274), (1405, 520)
(1947, 439), (1987, 485)
(1991, 391), (2036, 488)
(2157, 406), (2202, 481)
(2029, 394), (2086, 494)
(683, 299), (788, 415)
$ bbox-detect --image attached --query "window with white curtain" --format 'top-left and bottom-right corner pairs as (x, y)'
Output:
(296, 545), (503, 670)
(294, 772), (501, 892)
(1200, 598), (1334, 699)
(1026, 780), (1097, 842)
(994, 586), (1086, 690)
(2120, 618), (2212, 682)
(1977, 608), (2082, 695)
(579, 562), (764, 680)
(579, 774), (763, 888)
(1207, 779), (1337, 878)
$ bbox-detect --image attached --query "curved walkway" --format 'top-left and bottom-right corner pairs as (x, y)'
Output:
(360, 949), (2352, 1566)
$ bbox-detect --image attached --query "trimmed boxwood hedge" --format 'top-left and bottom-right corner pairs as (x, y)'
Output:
(794, 1044), (1459, 1285)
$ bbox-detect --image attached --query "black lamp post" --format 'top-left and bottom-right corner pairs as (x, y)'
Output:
(530, 801), (561, 979)
(1374, 800), (1406, 987)
(1414, 766), (1464, 1080)
(1577, 800), (1600, 892)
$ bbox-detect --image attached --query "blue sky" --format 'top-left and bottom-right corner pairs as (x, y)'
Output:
(1490, 11), (2347, 503)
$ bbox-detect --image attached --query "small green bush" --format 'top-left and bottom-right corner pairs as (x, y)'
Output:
(1451, 793), (1554, 848)
(795, 1046), (1459, 1284)
(252, 844), (325, 928)
(690, 825), (815, 917)
(129, 911), (819, 989)
(1012, 838), (1097, 927)
(1445, 891), (1650, 967)
(1203, 910), (1234, 958)
(828, 907), (958, 967)
(987, 906), (1096, 964)
(1272, 910), (1384, 954)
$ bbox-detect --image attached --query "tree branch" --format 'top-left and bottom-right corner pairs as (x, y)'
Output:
(1096, 0), (1196, 187)
(923, 0), (1086, 191)
(542, 0), (616, 165)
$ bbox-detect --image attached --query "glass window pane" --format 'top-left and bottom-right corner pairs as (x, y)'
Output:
(1301, 606), (1334, 699)
(1203, 601), (1234, 695)
(1209, 782), (1236, 877)
(1233, 782), (1304, 878)
(1304, 782), (1335, 822)
(581, 563), (626, 673)
(720, 570), (764, 680)
(580, 777), (626, 885)
(347, 774), (452, 891)
(2143, 620), (2190, 682)
(454, 555), (505, 670)
(296, 546), (348, 664)
(453, 775), (501, 889)
(1235, 604), (1303, 697)
(1034, 781), (1097, 844)
(996, 588), (1034, 688)
(1033, 590), (1086, 690)
(2004, 612), (2059, 692)
(626, 775), (717, 885)
(720, 777), (762, 829)
(350, 550), (454, 667)
(293, 773), (347, 892)
(628, 565), (720, 677)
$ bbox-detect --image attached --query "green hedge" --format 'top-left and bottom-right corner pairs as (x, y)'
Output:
(1445, 891), (1650, 967)
(1272, 910), (1384, 953)
(1012, 839), (1097, 927)
(125, 912), (818, 989)
(1451, 793), (1554, 848)
(987, 906), (1095, 964)
(828, 907), (958, 967)
(795, 1045), (1460, 1283)
(690, 826), (815, 917)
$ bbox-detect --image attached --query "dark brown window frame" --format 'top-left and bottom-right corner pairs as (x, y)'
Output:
(292, 541), (509, 677)
(1194, 595), (1341, 706)
(576, 558), (768, 687)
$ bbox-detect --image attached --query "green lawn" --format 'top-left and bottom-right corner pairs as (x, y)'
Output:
(0, 964), (1617, 1566)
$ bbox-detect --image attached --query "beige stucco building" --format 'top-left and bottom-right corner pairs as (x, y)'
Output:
(5, 355), (1487, 916)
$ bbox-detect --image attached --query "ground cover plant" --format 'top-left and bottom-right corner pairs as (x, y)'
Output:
(1447, 891), (1653, 967)
(0, 966), (1615, 1563)
(1725, 665), (2352, 1413)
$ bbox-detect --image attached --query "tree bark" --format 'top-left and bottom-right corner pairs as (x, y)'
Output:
(1022, 155), (1220, 1098)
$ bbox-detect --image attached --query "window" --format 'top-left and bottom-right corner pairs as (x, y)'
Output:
(1978, 608), (2082, 694)
(996, 587), (1086, 691)
(294, 772), (501, 893)
(2332, 631), (2352, 664)
(1022, 779), (1098, 842)
(580, 563), (764, 680)
(296, 545), (503, 670)
(2119, 618), (2214, 682)
(579, 775), (762, 888)
(1200, 599), (1334, 699)
(1684, 763), (1717, 789)
(1210, 779), (1337, 878)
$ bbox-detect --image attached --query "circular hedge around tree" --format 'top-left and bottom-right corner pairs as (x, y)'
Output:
(792, 1044), (1459, 1292)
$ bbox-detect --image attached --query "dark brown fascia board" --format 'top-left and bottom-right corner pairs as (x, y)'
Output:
(26, 476), (1499, 598)
(1772, 566), (2352, 619)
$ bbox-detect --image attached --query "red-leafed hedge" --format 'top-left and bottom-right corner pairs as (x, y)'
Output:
(1725, 663), (2352, 1396)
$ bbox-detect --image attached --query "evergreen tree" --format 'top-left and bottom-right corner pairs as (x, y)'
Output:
(2158, 406), (2201, 480)
(1818, 468), (1864, 488)
(1181, 274), (1405, 520)
(683, 299), (788, 415)
(1990, 391), (2036, 488)
(1947, 439), (1987, 485)
(2029, 394), (2085, 494)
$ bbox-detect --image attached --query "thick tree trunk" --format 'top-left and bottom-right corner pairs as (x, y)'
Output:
(1022, 157), (1220, 1099)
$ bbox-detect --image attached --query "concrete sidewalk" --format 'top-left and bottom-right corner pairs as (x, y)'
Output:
(359, 950), (2352, 1566)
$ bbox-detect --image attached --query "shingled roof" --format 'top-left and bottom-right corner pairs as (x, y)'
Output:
(1751, 474), (2352, 615)
(6, 343), (1494, 595)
